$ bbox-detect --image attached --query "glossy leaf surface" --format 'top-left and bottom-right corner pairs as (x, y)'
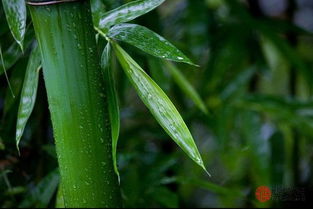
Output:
(16, 45), (41, 151)
(2, 0), (26, 50)
(101, 43), (120, 181)
(97, 0), (165, 30)
(113, 42), (208, 174)
(108, 24), (196, 65)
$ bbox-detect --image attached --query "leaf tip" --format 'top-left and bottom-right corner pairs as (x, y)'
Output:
(17, 41), (24, 53)
(183, 57), (199, 67)
(16, 143), (21, 156)
(202, 165), (212, 178)
(198, 159), (211, 177)
(189, 62), (200, 68)
(113, 162), (121, 185)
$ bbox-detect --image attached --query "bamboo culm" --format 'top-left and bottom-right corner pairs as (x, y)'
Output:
(28, 0), (122, 207)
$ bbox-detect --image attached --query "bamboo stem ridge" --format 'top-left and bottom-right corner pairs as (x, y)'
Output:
(29, 0), (121, 207)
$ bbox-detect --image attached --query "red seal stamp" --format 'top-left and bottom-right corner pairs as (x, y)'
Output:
(255, 186), (272, 202)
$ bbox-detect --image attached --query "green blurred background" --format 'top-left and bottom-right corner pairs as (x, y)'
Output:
(1, 0), (313, 207)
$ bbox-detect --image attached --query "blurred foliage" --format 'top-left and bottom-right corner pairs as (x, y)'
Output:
(1, 0), (313, 207)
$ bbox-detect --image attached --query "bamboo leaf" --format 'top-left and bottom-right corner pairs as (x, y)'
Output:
(16, 45), (41, 152)
(258, 26), (313, 89)
(236, 94), (313, 136)
(112, 42), (208, 174)
(0, 45), (15, 99)
(55, 183), (65, 208)
(3, 59), (27, 115)
(176, 177), (245, 197)
(148, 58), (171, 91)
(220, 66), (256, 100)
(0, 42), (22, 76)
(19, 169), (60, 208)
(101, 43), (121, 181)
(164, 61), (207, 114)
(0, 30), (35, 76)
(152, 187), (179, 208)
(97, 0), (165, 30)
(108, 24), (196, 66)
(1, 0), (26, 50)
(91, 0), (106, 25)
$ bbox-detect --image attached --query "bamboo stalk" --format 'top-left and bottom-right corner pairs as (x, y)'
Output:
(28, 0), (121, 207)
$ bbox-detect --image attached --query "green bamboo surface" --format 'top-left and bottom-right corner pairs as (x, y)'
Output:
(29, 0), (121, 207)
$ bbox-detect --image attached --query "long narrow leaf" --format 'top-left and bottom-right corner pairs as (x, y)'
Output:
(112, 42), (209, 174)
(0, 42), (22, 76)
(19, 169), (60, 208)
(97, 0), (165, 30)
(258, 26), (313, 89)
(55, 183), (65, 208)
(220, 66), (256, 100)
(3, 60), (27, 115)
(16, 45), (41, 152)
(164, 61), (207, 114)
(2, 0), (26, 50)
(148, 58), (170, 91)
(0, 45), (15, 99)
(108, 24), (196, 66)
(0, 30), (35, 76)
(101, 43), (121, 181)
(91, 0), (106, 25)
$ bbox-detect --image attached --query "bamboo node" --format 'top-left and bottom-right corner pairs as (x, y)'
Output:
(26, 0), (84, 6)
